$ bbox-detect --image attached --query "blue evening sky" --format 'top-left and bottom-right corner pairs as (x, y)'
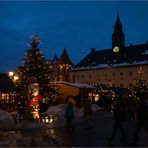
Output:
(0, 1), (148, 73)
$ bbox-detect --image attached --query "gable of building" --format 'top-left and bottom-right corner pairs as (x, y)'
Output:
(0, 73), (14, 93)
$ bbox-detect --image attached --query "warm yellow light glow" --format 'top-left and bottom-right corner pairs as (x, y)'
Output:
(113, 46), (119, 53)
(32, 111), (39, 119)
(49, 117), (54, 123)
(94, 94), (99, 101)
(46, 118), (49, 123)
(14, 75), (19, 81)
(9, 71), (14, 77)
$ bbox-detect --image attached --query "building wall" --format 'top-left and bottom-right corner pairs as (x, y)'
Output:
(69, 65), (148, 88)
(50, 83), (80, 102)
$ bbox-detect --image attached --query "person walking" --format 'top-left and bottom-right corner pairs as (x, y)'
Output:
(131, 97), (148, 146)
(83, 99), (93, 129)
(65, 101), (75, 132)
(107, 97), (127, 141)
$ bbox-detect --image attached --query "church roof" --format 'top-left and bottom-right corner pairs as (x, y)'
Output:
(114, 14), (123, 30)
(52, 53), (59, 64)
(58, 48), (74, 66)
(77, 14), (148, 69)
(77, 43), (148, 68)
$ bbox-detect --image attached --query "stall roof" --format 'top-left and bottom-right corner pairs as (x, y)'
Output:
(50, 81), (98, 89)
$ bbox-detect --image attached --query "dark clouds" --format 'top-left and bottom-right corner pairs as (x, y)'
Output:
(0, 1), (148, 72)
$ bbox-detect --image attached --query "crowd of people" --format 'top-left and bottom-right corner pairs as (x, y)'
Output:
(64, 93), (148, 146)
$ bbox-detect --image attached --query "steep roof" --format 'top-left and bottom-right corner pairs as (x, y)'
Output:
(58, 48), (74, 66)
(77, 14), (148, 68)
(52, 53), (59, 64)
(114, 14), (123, 30)
(0, 73), (14, 93)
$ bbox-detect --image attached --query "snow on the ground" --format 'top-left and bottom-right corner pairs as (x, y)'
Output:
(46, 103), (101, 128)
(0, 109), (14, 129)
(0, 104), (102, 147)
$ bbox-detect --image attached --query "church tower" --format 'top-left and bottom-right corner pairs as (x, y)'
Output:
(112, 14), (125, 51)
(58, 48), (74, 82)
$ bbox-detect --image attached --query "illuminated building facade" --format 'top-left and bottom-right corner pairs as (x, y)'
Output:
(68, 15), (148, 88)
(0, 73), (16, 112)
(51, 48), (74, 82)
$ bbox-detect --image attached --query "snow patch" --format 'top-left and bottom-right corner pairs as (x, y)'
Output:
(45, 103), (101, 128)
(0, 109), (14, 129)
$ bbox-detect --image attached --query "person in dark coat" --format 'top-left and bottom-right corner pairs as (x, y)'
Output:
(131, 97), (148, 146)
(65, 102), (75, 132)
(107, 97), (127, 141)
(83, 99), (93, 129)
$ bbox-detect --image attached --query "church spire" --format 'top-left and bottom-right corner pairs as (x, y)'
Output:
(112, 14), (125, 51)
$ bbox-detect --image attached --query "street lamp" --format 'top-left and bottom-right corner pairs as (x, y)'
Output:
(14, 75), (19, 82)
(8, 71), (19, 112)
(9, 71), (14, 77)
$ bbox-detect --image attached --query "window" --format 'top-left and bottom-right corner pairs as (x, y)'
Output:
(112, 73), (115, 77)
(81, 75), (84, 78)
(89, 75), (91, 79)
(120, 83), (123, 87)
(129, 83), (132, 87)
(112, 84), (116, 87)
(120, 72), (123, 76)
(1, 93), (9, 103)
(105, 74), (108, 77)
(129, 71), (133, 77)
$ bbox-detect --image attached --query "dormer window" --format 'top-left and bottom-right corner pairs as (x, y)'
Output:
(88, 58), (91, 62)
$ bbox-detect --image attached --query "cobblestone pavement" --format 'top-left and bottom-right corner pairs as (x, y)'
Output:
(0, 109), (147, 147)
(47, 109), (148, 147)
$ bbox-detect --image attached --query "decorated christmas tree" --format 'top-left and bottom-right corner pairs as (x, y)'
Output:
(15, 35), (54, 119)
(133, 66), (148, 101)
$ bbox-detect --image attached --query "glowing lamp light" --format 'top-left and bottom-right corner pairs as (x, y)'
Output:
(113, 46), (119, 53)
(45, 116), (49, 123)
(14, 75), (19, 81)
(94, 94), (99, 101)
(9, 71), (14, 77)
(49, 117), (54, 123)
